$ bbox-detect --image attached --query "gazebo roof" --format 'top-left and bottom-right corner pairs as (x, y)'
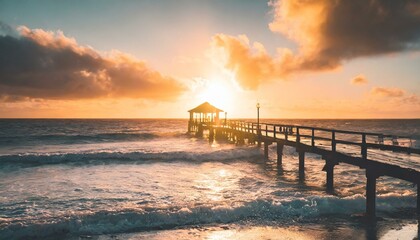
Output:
(188, 102), (224, 113)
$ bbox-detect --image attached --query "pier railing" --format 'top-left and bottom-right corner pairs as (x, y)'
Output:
(222, 120), (419, 158)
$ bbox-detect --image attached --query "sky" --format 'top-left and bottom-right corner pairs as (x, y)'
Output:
(0, 0), (420, 118)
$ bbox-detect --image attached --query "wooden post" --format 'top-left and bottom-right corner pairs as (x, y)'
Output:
(311, 128), (315, 147)
(326, 165), (334, 193)
(265, 125), (268, 136)
(274, 125), (276, 139)
(417, 183), (420, 217)
(238, 133), (244, 145)
(296, 127), (300, 143)
(197, 123), (203, 137)
(417, 183), (420, 238)
(264, 141), (269, 159)
(299, 151), (305, 180)
(277, 142), (283, 165)
(188, 112), (193, 132)
(362, 133), (367, 159)
(209, 127), (214, 142)
(332, 131), (336, 152)
(366, 169), (377, 218)
(324, 158), (336, 193)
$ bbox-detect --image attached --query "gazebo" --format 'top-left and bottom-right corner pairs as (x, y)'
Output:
(188, 102), (224, 132)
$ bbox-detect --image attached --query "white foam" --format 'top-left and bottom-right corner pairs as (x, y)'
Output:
(0, 147), (263, 167)
(380, 223), (418, 240)
(1, 195), (416, 239)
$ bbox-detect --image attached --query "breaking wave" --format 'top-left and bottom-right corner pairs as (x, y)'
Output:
(0, 147), (263, 168)
(0, 195), (415, 240)
(0, 132), (186, 146)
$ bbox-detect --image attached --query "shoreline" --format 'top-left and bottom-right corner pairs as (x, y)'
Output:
(67, 220), (419, 240)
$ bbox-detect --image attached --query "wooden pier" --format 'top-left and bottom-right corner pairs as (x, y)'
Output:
(188, 119), (420, 220)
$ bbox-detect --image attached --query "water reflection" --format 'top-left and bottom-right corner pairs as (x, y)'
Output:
(194, 168), (237, 202)
(207, 227), (314, 240)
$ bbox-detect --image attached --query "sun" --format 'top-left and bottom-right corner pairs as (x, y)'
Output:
(196, 78), (235, 113)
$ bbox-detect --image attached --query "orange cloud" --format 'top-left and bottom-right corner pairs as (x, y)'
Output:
(350, 75), (368, 85)
(211, 33), (334, 90)
(213, 0), (420, 89)
(211, 34), (285, 90)
(0, 25), (185, 101)
(371, 87), (405, 97)
(402, 94), (420, 105)
(369, 86), (420, 109)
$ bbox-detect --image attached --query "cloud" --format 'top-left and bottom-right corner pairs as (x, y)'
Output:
(350, 75), (368, 85)
(269, 0), (420, 69)
(371, 87), (405, 97)
(402, 94), (420, 105)
(0, 21), (17, 37)
(0, 24), (185, 101)
(370, 86), (420, 105)
(211, 34), (285, 90)
(213, 0), (420, 89)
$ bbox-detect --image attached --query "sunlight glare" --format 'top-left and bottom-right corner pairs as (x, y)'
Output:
(197, 78), (235, 112)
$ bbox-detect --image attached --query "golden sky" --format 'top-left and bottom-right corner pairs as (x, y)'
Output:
(0, 0), (420, 118)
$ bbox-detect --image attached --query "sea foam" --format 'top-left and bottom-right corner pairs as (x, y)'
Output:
(0, 195), (416, 240)
(0, 147), (262, 168)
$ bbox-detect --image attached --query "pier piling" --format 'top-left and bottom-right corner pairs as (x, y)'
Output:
(264, 141), (270, 159)
(324, 158), (336, 193)
(366, 169), (378, 218)
(417, 183), (420, 216)
(418, 183), (420, 237)
(209, 127), (214, 142)
(196, 124), (203, 137)
(277, 143), (283, 165)
(299, 151), (305, 180)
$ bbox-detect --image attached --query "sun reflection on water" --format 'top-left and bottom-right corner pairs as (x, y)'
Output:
(194, 168), (236, 202)
(206, 227), (314, 240)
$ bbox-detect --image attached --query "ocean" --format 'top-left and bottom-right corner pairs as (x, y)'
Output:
(0, 119), (419, 240)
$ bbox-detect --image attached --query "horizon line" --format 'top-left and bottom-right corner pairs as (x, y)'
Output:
(1, 117), (419, 120)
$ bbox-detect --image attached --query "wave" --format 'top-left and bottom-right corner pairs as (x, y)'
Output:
(0, 148), (262, 167)
(0, 132), (186, 146)
(0, 195), (415, 240)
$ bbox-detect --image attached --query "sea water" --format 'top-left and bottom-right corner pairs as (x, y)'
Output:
(0, 119), (419, 239)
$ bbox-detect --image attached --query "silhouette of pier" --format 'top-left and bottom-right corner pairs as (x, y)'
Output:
(187, 102), (420, 234)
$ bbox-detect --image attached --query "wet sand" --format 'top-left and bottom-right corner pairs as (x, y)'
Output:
(73, 221), (419, 240)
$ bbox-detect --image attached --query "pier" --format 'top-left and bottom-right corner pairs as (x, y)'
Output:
(187, 103), (420, 221)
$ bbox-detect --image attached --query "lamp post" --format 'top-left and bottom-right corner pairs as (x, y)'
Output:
(256, 102), (261, 147)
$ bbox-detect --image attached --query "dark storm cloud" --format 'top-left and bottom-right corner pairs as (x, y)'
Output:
(214, 0), (420, 89)
(315, 0), (420, 62)
(0, 25), (185, 101)
(0, 21), (17, 36)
